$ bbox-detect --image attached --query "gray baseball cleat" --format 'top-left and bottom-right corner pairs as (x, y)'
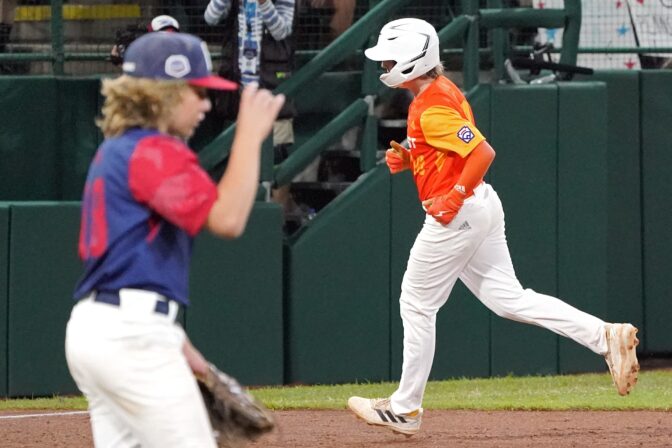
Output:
(347, 396), (422, 436)
(604, 323), (640, 396)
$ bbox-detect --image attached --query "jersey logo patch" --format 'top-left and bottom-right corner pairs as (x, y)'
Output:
(457, 126), (475, 143)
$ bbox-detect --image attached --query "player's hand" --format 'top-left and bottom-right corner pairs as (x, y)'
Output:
(182, 338), (209, 380)
(386, 140), (410, 174)
(236, 83), (285, 145)
(422, 187), (466, 226)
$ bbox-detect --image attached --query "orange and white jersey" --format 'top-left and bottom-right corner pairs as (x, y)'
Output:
(405, 76), (486, 201)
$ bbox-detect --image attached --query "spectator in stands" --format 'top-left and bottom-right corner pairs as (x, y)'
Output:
(0, 0), (16, 72)
(110, 15), (180, 66)
(204, 0), (298, 212)
(295, 0), (355, 50)
(308, 0), (355, 43)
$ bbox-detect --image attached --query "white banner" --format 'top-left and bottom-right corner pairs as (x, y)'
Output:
(533, 0), (641, 69)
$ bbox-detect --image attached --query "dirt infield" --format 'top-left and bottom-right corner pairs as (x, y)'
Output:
(1, 409), (671, 447)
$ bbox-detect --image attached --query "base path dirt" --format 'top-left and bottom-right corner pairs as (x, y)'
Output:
(1, 409), (670, 447)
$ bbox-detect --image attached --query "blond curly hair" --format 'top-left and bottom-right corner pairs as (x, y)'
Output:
(97, 76), (189, 138)
(425, 63), (445, 79)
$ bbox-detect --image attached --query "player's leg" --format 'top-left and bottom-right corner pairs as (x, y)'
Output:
(100, 323), (216, 448)
(459, 184), (607, 351)
(458, 184), (638, 394)
(134, 326), (215, 447)
(349, 198), (491, 434)
(86, 395), (143, 447)
(390, 221), (469, 414)
(65, 301), (142, 448)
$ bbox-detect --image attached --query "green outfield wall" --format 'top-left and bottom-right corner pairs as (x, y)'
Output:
(0, 205), (8, 397)
(640, 71), (672, 353)
(0, 73), (670, 396)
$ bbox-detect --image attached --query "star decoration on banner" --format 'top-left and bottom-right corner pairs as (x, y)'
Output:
(538, 2), (545, 8)
(625, 59), (636, 69)
(616, 0), (623, 7)
(637, 0), (644, 4)
(617, 24), (630, 36)
(546, 28), (557, 42)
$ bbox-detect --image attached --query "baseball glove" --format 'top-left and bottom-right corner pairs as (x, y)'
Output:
(198, 363), (275, 448)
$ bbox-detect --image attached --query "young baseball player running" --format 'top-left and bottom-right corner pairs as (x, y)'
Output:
(347, 18), (639, 437)
(65, 32), (284, 447)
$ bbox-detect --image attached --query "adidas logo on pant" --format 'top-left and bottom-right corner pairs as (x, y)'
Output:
(458, 221), (471, 231)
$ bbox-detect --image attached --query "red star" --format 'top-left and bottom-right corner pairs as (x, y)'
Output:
(538, 1), (545, 8)
(637, 0), (644, 4)
(625, 59), (636, 69)
(616, 0), (623, 7)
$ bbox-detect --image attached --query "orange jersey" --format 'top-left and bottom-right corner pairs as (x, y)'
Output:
(405, 76), (486, 201)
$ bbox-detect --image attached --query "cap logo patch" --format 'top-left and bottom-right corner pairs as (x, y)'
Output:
(457, 125), (475, 143)
(165, 55), (191, 78)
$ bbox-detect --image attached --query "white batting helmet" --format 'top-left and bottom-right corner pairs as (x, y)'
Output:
(365, 18), (440, 88)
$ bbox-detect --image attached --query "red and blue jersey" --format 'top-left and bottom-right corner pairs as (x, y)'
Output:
(74, 128), (217, 305)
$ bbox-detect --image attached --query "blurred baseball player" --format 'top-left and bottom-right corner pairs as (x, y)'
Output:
(348, 18), (640, 437)
(110, 14), (180, 66)
(148, 14), (180, 32)
(65, 32), (284, 447)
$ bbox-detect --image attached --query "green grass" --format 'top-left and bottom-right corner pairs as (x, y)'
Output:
(0, 395), (87, 411)
(2, 371), (671, 411)
(253, 371), (672, 411)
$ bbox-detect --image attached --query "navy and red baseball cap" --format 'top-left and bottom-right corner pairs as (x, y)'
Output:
(122, 32), (237, 90)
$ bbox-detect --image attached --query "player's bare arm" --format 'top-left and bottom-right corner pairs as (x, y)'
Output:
(206, 83), (285, 238)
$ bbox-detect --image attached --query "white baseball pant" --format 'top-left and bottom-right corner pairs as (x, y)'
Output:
(390, 183), (609, 414)
(65, 289), (216, 448)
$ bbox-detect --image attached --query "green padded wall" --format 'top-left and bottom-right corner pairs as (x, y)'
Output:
(57, 78), (103, 200)
(0, 205), (8, 396)
(7, 203), (81, 397)
(488, 85), (559, 376)
(0, 77), (102, 201)
(0, 79), (59, 200)
(187, 203), (284, 385)
(640, 71), (672, 352)
(557, 83), (609, 373)
(286, 166), (390, 384)
(584, 71), (643, 329)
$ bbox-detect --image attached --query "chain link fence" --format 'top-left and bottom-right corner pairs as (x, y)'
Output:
(531, 0), (672, 69)
(0, 0), (670, 75)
